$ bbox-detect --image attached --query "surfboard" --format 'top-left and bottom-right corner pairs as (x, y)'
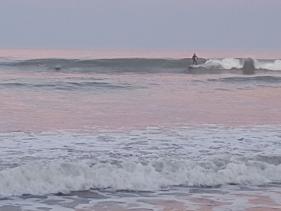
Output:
(188, 64), (199, 69)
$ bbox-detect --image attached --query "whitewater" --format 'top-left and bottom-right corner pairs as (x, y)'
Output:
(0, 54), (281, 211)
(1, 126), (281, 197)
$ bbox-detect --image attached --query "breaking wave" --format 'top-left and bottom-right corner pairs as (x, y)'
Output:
(1, 125), (281, 197)
(1, 57), (281, 72)
(196, 58), (243, 69)
(1, 159), (281, 197)
(255, 59), (281, 71)
(196, 58), (281, 71)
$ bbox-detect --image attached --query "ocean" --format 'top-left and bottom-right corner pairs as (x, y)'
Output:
(0, 51), (281, 211)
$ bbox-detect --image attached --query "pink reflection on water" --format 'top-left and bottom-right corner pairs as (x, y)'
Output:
(0, 72), (281, 132)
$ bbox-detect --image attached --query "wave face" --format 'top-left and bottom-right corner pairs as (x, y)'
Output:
(0, 126), (281, 197)
(1, 58), (198, 73)
(1, 57), (281, 73)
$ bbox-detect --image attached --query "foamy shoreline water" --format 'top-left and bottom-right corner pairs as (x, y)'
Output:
(0, 125), (281, 210)
(1, 186), (281, 211)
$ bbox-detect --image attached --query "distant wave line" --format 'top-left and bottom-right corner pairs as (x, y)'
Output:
(0, 57), (281, 72)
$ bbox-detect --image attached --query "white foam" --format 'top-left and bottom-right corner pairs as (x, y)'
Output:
(0, 158), (281, 197)
(1, 126), (281, 197)
(199, 58), (243, 69)
(199, 58), (281, 71)
(255, 59), (281, 71)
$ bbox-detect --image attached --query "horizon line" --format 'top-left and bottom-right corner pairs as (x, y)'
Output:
(0, 48), (280, 59)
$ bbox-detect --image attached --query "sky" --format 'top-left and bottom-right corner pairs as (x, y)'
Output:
(0, 0), (281, 53)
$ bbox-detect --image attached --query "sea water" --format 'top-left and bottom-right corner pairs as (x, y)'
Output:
(0, 51), (281, 210)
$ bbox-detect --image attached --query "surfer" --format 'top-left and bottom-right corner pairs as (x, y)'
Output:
(192, 53), (198, 65)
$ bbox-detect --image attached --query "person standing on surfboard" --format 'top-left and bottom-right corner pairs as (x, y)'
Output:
(192, 53), (198, 65)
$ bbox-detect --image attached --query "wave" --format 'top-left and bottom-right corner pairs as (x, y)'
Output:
(1, 158), (281, 197)
(255, 59), (281, 71)
(0, 57), (18, 65)
(0, 81), (131, 90)
(193, 58), (281, 71)
(1, 125), (281, 197)
(1, 57), (281, 73)
(2, 58), (198, 73)
(196, 58), (243, 70)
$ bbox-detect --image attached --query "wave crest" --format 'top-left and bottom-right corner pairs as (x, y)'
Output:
(1, 159), (281, 197)
(198, 58), (243, 69)
(198, 58), (281, 71)
(255, 59), (281, 71)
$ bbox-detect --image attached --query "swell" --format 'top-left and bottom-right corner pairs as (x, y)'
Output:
(4, 58), (202, 73)
(0, 81), (131, 90)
